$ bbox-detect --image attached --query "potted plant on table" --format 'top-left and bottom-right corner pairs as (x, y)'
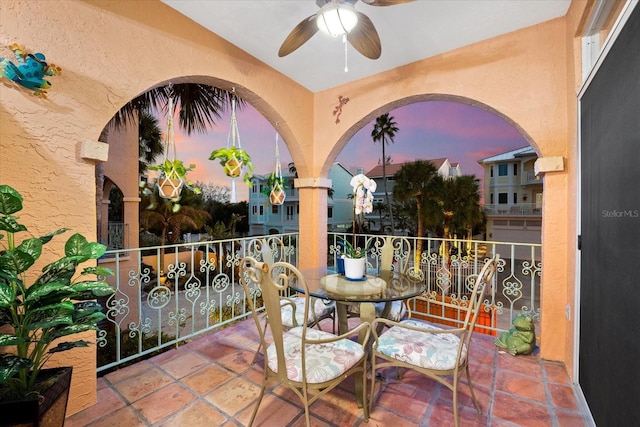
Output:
(339, 174), (376, 280)
(0, 184), (115, 426)
(209, 146), (254, 186)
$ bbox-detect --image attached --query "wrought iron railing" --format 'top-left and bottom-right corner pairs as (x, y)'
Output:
(96, 234), (298, 373)
(96, 232), (540, 372)
(483, 203), (542, 216)
(328, 232), (541, 335)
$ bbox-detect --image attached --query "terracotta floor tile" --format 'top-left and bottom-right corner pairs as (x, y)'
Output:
(113, 367), (174, 402)
(132, 382), (197, 424)
(82, 406), (146, 427)
(235, 391), (301, 426)
(491, 391), (552, 427)
(66, 319), (592, 427)
(548, 383), (579, 410)
(158, 350), (209, 379)
(373, 380), (433, 422)
(555, 409), (588, 427)
(544, 360), (571, 384)
(181, 363), (235, 395)
(157, 400), (227, 427)
(204, 376), (262, 416)
(64, 386), (126, 426)
(103, 360), (153, 384)
(496, 351), (544, 378)
(495, 371), (547, 403)
(217, 347), (258, 374)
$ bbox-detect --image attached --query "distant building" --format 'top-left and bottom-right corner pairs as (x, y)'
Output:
(477, 146), (542, 249)
(248, 162), (355, 234)
(365, 158), (462, 233)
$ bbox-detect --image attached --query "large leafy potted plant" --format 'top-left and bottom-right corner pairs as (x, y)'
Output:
(0, 184), (115, 426)
(209, 146), (254, 186)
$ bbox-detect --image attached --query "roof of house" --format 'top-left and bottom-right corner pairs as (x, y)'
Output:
(365, 158), (450, 178)
(478, 146), (535, 163)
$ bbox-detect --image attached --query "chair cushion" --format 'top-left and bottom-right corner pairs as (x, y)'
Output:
(280, 297), (335, 328)
(376, 319), (466, 370)
(266, 327), (365, 383)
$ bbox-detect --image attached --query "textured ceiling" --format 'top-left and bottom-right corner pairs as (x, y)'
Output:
(161, 0), (571, 92)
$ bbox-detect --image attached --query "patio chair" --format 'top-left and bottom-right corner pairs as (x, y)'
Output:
(249, 238), (335, 363)
(240, 257), (371, 426)
(370, 254), (499, 427)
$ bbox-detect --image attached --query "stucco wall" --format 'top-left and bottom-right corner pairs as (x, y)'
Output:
(0, 0), (592, 413)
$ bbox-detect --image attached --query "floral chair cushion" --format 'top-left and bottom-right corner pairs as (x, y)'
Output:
(280, 297), (335, 328)
(376, 319), (466, 370)
(266, 327), (365, 383)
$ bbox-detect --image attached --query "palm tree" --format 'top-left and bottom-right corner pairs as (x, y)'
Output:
(112, 83), (239, 135)
(138, 111), (163, 174)
(436, 175), (483, 256)
(140, 185), (211, 271)
(371, 113), (399, 234)
(393, 160), (440, 268)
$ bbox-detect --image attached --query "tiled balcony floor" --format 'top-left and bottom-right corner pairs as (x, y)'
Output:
(66, 318), (590, 426)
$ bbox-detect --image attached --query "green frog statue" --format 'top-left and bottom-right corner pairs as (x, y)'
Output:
(495, 313), (536, 356)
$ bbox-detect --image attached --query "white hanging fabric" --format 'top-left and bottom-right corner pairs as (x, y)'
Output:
(227, 94), (242, 203)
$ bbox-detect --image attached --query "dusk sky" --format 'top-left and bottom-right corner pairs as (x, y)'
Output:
(162, 101), (529, 201)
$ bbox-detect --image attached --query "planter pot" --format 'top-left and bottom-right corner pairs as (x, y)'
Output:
(0, 366), (73, 427)
(413, 296), (496, 336)
(158, 177), (184, 199)
(343, 257), (366, 280)
(269, 189), (286, 205)
(223, 159), (243, 178)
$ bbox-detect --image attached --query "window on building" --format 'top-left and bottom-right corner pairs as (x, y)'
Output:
(490, 193), (494, 204)
(252, 182), (258, 193)
(286, 205), (295, 221)
(328, 206), (333, 218)
(513, 164), (518, 176)
(252, 205), (257, 215)
(514, 193), (518, 204)
(498, 164), (508, 176)
(498, 193), (508, 204)
(259, 206), (264, 216)
(490, 166), (493, 177)
(271, 205), (278, 214)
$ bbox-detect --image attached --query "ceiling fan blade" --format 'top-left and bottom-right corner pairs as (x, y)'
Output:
(347, 12), (381, 59)
(278, 15), (319, 57)
(360, 0), (414, 6)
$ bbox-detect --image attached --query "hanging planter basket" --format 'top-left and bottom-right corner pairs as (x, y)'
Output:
(158, 176), (184, 199)
(223, 157), (243, 178)
(270, 183), (286, 205)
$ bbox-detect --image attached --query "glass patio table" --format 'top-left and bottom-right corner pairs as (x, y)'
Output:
(292, 267), (425, 407)
(296, 267), (425, 335)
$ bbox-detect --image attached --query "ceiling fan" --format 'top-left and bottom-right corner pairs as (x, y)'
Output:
(278, 0), (414, 60)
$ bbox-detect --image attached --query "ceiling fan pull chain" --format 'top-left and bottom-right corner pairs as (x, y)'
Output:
(343, 34), (348, 72)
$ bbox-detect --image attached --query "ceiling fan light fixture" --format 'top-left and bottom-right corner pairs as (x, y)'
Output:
(316, 3), (358, 37)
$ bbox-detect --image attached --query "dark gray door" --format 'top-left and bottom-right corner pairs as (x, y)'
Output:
(579, 5), (640, 425)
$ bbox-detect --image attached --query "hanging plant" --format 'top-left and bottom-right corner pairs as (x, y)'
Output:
(209, 91), (253, 203)
(261, 172), (287, 206)
(147, 158), (200, 199)
(209, 146), (254, 185)
(147, 93), (200, 200)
